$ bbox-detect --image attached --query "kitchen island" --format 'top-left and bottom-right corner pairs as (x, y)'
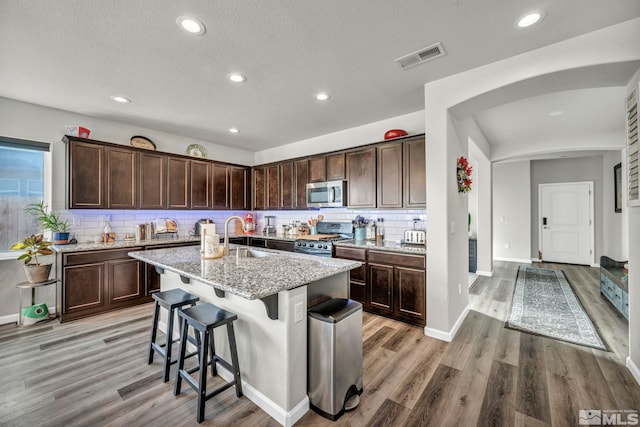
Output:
(128, 245), (361, 427)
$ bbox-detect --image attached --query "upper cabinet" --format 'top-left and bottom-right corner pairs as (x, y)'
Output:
(64, 136), (250, 211)
(279, 161), (294, 209)
(404, 136), (426, 207)
(252, 166), (266, 210)
(346, 147), (377, 208)
(308, 153), (345, 182)
(377, 143), (403, 208)
(294, 159), (308, 209)
(378, 136), (426, 208)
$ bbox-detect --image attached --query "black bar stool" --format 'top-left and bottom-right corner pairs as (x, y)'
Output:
(174, 303), (243, 423)
(148, 288), (200, 382)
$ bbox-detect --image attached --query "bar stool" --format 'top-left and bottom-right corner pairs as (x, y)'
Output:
(148, 288), (200, 382)
(174, 303), (243, 423)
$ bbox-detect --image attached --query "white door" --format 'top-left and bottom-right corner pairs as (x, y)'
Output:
(539, 182), (594, 265)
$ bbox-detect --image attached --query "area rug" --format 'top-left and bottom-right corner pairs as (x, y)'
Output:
(506, 266), (606, 350)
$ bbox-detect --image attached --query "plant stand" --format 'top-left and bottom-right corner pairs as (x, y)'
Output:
(16, 279), (57, 326)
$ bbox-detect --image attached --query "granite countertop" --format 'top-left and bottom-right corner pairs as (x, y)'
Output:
(128, 245), (361, 300)
(333, 239), (426, 255)
(52, 236), (202, 253)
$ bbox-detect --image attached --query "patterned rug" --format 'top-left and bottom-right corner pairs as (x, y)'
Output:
(506, 266), (606, 350)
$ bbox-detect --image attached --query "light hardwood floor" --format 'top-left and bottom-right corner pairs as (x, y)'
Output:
(0, 261), (638, 426)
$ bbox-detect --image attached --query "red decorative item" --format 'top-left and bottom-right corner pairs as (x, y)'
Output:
(243, 213), (256, 234)
(384, 129), (408, 140)
(457, 156), (473, 193)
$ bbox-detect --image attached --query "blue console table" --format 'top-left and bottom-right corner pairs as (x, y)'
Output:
(600, 256), (629, 320)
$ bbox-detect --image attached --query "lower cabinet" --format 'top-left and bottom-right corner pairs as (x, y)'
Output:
(60, 247), (145, 322)
(333, 246), (425, 327)
(600, 256), (628, 320)
(145, 242), (200, 294)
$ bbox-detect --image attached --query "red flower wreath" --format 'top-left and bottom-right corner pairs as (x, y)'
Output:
(457, 156), (473, 193)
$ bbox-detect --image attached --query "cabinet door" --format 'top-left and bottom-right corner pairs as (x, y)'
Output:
(377, 143), (403, 208)
(190, 160), (211, 209)
(309, 156), (326, 182)
(347, 147), (376, 208)
(368, 263), (393, 313)
(167, 157), (190, 209)
(230, 166), (250, 210)
(395, 266), (426, 325)
(212, 164), (230, 209)
(140, 152), (166, 209)
(294, 159), (308, 209)
(404, 137), (426, 207)
(146, 263), (161, 294)
(266, 239), (295, 252)
(266, 165), (280, 209)
(63, 263), (105, 313)
(326, 153), (345, 180)
(68, 141), (105, 208)
(253, 167), (266, 210)
(108, 259), (143, 304)
(280, 161), (294, 209)
(107, 146), (138, 209)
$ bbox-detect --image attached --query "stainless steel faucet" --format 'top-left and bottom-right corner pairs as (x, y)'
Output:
(223, 215), (245, 255)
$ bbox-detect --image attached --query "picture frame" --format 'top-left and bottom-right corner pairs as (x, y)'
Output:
(614, 162), (622, 213)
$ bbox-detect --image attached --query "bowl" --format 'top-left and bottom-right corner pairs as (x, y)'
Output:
(384, 129), (408, 140)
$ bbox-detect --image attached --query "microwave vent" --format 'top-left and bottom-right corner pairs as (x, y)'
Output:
(394, 42), (446, 70)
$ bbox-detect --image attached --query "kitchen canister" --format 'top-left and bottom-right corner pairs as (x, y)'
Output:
(200, 223), (217, 252)
(202, 234), (220, 259)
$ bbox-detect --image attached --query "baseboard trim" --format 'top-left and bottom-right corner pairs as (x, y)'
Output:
(494, 257), (533, 264)
(159, 321), (308, 426)
(475, 270), (493, 277)
(627, 356), (640, 386)
(424, 306), (470, 342)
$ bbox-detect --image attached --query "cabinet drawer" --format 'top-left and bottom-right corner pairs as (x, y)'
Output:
(349, 280), (366, 305)
(368, 250), (425, 269)
(63, 247), (143, 266)
(334, 246), (367, 261)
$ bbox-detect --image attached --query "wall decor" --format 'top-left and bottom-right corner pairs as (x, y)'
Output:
(614, 162), (622, 213)
(457, 156), (473, 193)
(130, 135), (156, 150)
(626, 87), (638, 206)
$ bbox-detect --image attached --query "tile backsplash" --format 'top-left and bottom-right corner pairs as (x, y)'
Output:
(58, 208), (426, 243)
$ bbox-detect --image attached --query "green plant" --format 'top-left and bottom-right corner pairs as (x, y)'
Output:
(10, 234), (53, 265)
(25, 200), (69, 233)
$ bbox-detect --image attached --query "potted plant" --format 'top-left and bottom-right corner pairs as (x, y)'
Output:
(25, 201), (70, 244)
(11, 234), (54, 283)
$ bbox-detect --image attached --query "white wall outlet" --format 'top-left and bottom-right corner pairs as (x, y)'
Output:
(458, 283), (462, 295)
(450, 222), (456, 234)
(294, 302), (303, 323)
(505, 243), (510, 249)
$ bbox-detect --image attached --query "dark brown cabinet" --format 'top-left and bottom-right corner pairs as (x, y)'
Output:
(346, 147), (377, 208)
(139, 152), (167, 209)
(404, 137), (426, 207)
(294, 159), (308, 209)
(190, 160), (211, 209)
(377, 142), (403, 208)
(333, 246), (425, 327)
(68, 140), (106, 208)
(167, 157), (190, 209)
(309, 157), (326, 182)
(252, 166), (266, 210)
(212, 163), (229, 209)
(279, 161), (294, 209)
(60, 247), (145, 322)
(265, 165), (280, 209)
(326, 153), (346, 180)
(230, 166), (250, 210)
(107, 146), (138, 209)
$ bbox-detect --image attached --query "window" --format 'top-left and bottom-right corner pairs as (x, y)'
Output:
(0, 136), (50, 258)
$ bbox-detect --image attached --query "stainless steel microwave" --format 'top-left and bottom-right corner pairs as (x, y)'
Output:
(306, 180), (347, 208)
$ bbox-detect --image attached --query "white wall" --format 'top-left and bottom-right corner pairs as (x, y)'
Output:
(492, 161), (531, 263)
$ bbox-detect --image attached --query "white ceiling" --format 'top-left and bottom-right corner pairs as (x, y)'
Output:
(1, 1), (639, 155)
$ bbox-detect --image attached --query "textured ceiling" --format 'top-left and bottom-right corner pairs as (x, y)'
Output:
(1, 0), (640, 153)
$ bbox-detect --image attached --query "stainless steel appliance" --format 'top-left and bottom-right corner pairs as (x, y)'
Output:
(263, 215), (276, 234)
(294, 221), (353, 257)
(403, 229), (426, 245)
(306, 180), (347, 208)
(194, 218), (213, 236)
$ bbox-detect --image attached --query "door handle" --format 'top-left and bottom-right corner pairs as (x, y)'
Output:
(542, 217), (547, 226)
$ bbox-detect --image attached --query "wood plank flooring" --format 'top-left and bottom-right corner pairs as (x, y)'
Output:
(0, 261), (638, 426)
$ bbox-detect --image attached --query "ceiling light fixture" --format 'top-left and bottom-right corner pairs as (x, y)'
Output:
(110, 95), (131, 103)
(228, 73), (247, 83)
(515, 10), (545, 28)
(176, 16), (205, 35)
(315, 92), (330, 101)
(229, 128), (240, 134)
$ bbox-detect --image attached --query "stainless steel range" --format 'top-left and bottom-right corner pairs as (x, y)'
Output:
(294, 221), (353, 257)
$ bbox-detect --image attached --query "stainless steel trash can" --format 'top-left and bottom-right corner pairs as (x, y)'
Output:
(308, 298), (363, 420)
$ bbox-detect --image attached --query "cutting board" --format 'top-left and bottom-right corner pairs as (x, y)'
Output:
(303, 234), (339, 241)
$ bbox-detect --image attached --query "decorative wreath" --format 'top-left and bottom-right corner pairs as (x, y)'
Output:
(457, 156), (473, 193)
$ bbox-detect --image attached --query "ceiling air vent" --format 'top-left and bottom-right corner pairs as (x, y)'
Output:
(394, 42), (446, 70)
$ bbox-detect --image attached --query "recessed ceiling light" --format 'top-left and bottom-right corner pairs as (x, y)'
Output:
(110, 95), (131, 103)
(315, 92), (330, 101)
(515, 10), (545, 28)
(228, 73), (246, 83)
(548, 110), (564, 117)
(176, 16), (205, 35)
(229, 128), (240, 134)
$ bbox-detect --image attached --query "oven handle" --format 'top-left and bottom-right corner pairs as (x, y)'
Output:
(330, 187), (335, 203)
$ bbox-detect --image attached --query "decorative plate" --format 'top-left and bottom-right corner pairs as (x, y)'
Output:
(130, 135), (156, 150)
(186, 144), (207, 158)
